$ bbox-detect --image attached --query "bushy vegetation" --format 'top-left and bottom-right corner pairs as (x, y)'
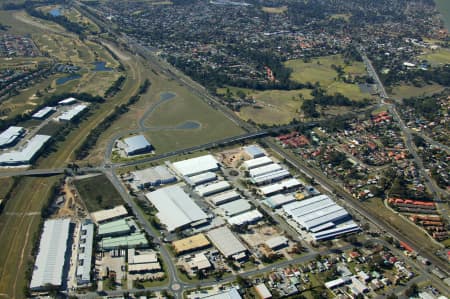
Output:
(105, 75), (126, 98)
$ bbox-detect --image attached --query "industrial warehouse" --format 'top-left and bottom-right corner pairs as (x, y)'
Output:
(30, 219), (72, 291)
(128, 165), (177, 189)
(206, 226), (248, 260)
(32, 106), (56, 119)
(56, 104), (88, 122)
(171, 154), (220, 177)
(0, 134), (51, 166)
(145, 185), (208, 232)
(282, 195), (360, 241)
(123, 135), (153, 156)
(0, 126), (25, 148)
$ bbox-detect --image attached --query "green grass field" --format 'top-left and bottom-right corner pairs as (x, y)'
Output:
(435, 0), (450, 30)
(143, 87), (244, 152)
(0, 176), (61, 298)
(285, 55), (370, 101)
(0, 177), (15, 199)
(73, 175), (123, 212)
(217, 87), (312, 125)
(419, 48), (450, 66)
(390, 83), (445, 99)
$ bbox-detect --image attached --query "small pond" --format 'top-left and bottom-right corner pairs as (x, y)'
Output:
(93, 61), (113, 72)
(56, 74), (81, 85)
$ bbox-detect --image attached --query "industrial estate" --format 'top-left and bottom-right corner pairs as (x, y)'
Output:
(0, 1), (449, 299)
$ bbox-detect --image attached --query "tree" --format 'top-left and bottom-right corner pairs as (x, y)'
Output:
(404, 283), (418, 297)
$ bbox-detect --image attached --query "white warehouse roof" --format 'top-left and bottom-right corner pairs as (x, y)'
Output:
(283, 195), (359, 238)
(76, 221), (94, 285)
(145, 185), (207, 232)
(227, 209), (263, 226)
(132, 165), (176, 187)
(243, 156), (273, 170)
(210, 190), (241, 206)
(91, 205), (128, 224)
(172, 154), (219, 177)
(201, 288), (242, 299)
(30, 219), (71, 290)
(249, 163), (282, 178)
(264, 194), (296, 209)
(195, 181), (231, 197)
(259, 178), (302, 196)
(219, 199), (252, 217)
(56, 104), (88, 121)
(207, 226), (247, 258)
(185, 172), (217, 186)
(251, 169), (291, 185)
(32, 106), (56, 119)
(58, 97), (77, 105)
(0, 134), (51, 166)
(123, 135), (152, 156)
(0, 126), (25, 147)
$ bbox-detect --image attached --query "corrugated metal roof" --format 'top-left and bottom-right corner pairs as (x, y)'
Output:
(123, 135), (152, 155)
(91, 205), (128, 223)
(251, 169), (291, 185)
(97, 218), (136, 237)
(210, 190), (240, 206)
(264, 194), (295, 208)
(243, 156), (272, 169)
(195, 181), (231, 197)
(172, 154), (219, 177)
(100, 232), (148, 250)
(227, 209), (263, 226)
(76, 221), (94, 284)
(32, 106), (56, 119)
(220, 199), (252, 216)
(132, 165), (176, 185)
(200, 287), (242, 299)
(30, 219), (71, 290)
(207, 226), (246, 258)
(0, 134), (51, 165)
(259, 178), (301, 195)
(0, 126), (24, 147)
(58, 97), (77, 105)
(145, 185), (207, 231)
(56, 104), (88, 121)
(249, 163), (282, 178)
(185, 172), (217, 186)
(243, 145), (265, 158)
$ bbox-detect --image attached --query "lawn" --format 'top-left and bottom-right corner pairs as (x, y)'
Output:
(435, 0), (450, 31)
(285, 55), (369, 101)
(73, 174), (124, 212)
(0, 177), (15, 199)
(390, 83), (445, 99)
(0, 176), (61, 298)
(218, 87), (312, 125)
(285, 54), (366, 86)
(419, 48), (450, 66)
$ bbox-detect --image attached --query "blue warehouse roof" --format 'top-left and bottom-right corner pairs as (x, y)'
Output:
(124, 135), (152, 155)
